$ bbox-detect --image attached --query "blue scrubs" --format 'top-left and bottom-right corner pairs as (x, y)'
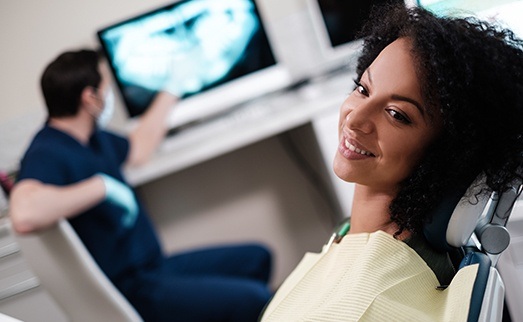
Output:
(17, 125), (272, 321)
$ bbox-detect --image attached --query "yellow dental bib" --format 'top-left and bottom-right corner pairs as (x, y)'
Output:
(261, 231), (478, 321)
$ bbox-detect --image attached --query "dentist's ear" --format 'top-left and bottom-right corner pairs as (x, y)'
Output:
(81, 86), (100, 108)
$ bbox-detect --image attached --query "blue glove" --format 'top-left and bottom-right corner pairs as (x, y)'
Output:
(98, 173), (138, 228)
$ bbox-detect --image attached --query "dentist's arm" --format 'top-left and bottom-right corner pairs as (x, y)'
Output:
(126, 91), (178, 167)
(9, 177), (105, 234)
(9, 174), (138, 234)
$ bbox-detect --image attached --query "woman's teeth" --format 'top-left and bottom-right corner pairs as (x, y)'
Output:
(345, 140), (373, 156)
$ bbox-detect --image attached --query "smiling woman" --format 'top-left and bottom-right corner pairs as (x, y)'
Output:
(334, 38), (440, 207)
(260, 2), (523, 321)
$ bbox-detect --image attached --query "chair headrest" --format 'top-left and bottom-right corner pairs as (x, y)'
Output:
(423, 180), (488, 253)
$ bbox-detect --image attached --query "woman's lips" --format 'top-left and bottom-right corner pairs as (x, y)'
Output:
(338, 137), (375, 160)
(344, 139), (374, 156)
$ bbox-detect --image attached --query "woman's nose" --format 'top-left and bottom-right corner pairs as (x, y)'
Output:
(345, 103), (375, 134)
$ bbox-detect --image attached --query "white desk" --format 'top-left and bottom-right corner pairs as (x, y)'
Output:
(125, 69), (355, 188)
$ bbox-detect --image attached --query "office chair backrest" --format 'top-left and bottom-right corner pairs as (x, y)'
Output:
(14, 219), (143, 322)
(423, 180), (522, 322)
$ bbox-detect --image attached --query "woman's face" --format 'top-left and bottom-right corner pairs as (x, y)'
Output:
(334, 38), (440, 192)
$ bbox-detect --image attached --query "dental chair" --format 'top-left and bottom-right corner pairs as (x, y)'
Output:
(14, 219), (143, 322)
(423, 182), (522, 321)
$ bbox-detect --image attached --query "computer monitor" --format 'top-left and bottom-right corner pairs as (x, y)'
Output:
(97, 0), (292, 129)
(266, 0), (406, 81)
(303, 0), (405, 76)
(416, 0), (523, 37)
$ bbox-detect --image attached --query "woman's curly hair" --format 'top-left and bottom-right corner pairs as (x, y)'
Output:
(355, 4), (523, 235)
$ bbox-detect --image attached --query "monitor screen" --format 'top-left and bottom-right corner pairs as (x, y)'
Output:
(97, 0), (290, 127)
(315, 0), (402, 48)
(302, 0), (405, 75)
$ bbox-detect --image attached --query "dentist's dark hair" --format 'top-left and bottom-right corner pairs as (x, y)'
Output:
(41, 49), (102, 117)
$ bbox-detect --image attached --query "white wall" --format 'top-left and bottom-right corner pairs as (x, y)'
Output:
(0, 0), (173, 120)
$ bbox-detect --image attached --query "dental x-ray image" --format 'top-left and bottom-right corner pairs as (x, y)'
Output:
(98, 0), (276, 117)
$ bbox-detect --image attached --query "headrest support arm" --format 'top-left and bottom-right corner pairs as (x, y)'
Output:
(424, 179), (522, 259)
(475, 185), (522, 263)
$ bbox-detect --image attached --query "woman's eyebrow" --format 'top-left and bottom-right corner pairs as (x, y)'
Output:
(367, 68), (425, 116)
(391, 94), (424, 115)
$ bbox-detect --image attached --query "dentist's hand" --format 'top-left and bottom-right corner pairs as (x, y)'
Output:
(98, 173), (138, 228)
(162, 61), (202, 99)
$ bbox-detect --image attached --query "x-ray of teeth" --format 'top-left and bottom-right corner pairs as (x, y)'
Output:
(98, 0), (276, 117)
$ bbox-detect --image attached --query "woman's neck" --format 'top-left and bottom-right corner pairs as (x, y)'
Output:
(349, 184), (410, 239)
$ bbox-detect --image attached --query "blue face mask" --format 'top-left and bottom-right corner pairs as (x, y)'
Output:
(97, 89), (115, 128)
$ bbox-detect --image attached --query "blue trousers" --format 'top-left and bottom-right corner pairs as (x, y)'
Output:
(118, 243), (273, 322)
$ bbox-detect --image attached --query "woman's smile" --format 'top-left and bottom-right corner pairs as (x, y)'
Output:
(338, 136), (376, 160)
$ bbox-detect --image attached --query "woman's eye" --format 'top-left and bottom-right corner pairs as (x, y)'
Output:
(353, 80), (368, 96)
(387, 109), (412, 124)
(357, 85), (367, 96)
